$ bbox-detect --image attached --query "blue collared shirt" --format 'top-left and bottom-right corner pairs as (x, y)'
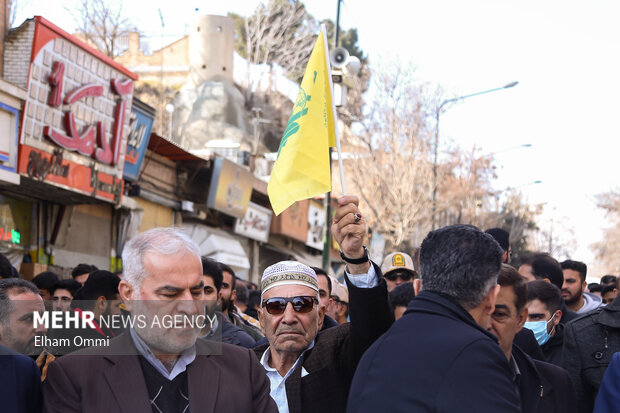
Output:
(129, 327), (196, 381)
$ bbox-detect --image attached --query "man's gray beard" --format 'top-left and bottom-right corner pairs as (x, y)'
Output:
(132, 302), (200, 355)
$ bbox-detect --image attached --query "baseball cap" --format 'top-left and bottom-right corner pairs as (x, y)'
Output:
(381, 252), (416, 276)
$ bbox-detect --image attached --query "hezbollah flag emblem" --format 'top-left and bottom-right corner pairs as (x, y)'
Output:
(267, 28), (337, 216)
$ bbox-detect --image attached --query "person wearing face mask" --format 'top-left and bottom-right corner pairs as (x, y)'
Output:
(524, 281), (564, 367)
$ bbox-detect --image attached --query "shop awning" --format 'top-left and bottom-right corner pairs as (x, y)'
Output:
(201, 234), (250, 270)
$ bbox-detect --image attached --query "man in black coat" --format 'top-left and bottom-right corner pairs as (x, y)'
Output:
(562, 294), (620, 413)
(489, 265), (577, 413)
(254, 196), (393, 413)
(525, 280), (565, 366)
(347, 225), (521, 413)
(0, 344), (42, 413)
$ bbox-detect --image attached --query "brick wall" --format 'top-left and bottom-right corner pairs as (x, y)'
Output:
(3, 19), (34, 89)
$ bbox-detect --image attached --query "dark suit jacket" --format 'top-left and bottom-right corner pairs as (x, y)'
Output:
(0, 344), (42, 413)
(594, 352), (620, 413)
(254, 263), (394, 413)
(514, 327), (546, 361)
(347, 291), (521, 413)
(562, 295), (620, 413)
(513, 345), (577, 413)
(43, 331), (277, 413)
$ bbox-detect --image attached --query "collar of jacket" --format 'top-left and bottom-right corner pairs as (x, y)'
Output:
(405, 290), (500, 343)
(512, 344), (546, 411)
(596, 295), (620, 328)
(542, 322), (564, 350)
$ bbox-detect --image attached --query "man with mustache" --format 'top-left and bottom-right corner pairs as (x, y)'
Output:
(43, 227), (277, 412)
(254, 195), (393, 413)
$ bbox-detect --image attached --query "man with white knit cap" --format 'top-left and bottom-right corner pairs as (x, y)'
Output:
(254, 195), (394, 413)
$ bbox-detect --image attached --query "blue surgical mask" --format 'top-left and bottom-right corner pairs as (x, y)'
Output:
(524, 314), (555, 346)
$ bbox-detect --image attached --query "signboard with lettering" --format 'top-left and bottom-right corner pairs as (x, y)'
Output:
(206, 157), (253, 219)
(234, 202), (272, 243)
(123, 98), (155, 182)
(0, 102), (19, 174)
(270, 200), (309, 243)
(9, 17), (138, 203)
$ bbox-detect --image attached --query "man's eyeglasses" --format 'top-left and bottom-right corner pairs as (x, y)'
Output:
(261, 296), (318, 315)
(384, 271), (414, 282)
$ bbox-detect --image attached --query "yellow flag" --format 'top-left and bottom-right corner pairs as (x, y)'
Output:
(268, 28), (337, 216)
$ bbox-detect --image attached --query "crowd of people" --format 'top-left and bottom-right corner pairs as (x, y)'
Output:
(0, 196), (619, 412)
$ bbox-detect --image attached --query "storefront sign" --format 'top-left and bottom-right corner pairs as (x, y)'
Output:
(0, 102), (19, 174)
(9, 17), (137, 203)
(123, 98), (155, 182)
(270, 200), (309, 243)
(206, 157), (253, 218)
(306, 200), (325, 250)
(234, 202), (272, 243)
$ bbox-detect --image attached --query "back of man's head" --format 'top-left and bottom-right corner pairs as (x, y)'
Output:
(32, 271), (60, 292)
(527, 280), (562, 314)
(71, 263), (98, 279)
(201, 256), (223, 292)
(389, 282), (416, 310)
(524, 253), (564, 290)
(485, 228), (510, 252)
(497, 264), (527, 312)
(560, 260), (587, 283)
(0, 253), (15, 278)
(235, 281), (248, 305)
(73, 270), (120, 310)
(420, 225), (502, 310)
(600, 274), (617, 286)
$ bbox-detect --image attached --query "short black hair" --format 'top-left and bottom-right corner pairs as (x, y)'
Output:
(600, 275), (617, 286)
(235, 281), (248, 304)
(32, 271), (60, 292)
(218, 263), (236, 290)
(420, 225), (502, 309)
(601, 284), (617, 296)
(527, 280), (562, 314)
(71, 263), (98, 279)
(588, 283), (602, 293)
(0, 278), (40, 324)
(201, 257), (223, 292)
(389, 282), (416, 310)
(560, 260), (587, 283)
(524, 253), (564, 290)
(497, 264), (528, 312)
(0, 253), (14, 278)
(247, 289), (261, 310)
(485, 228), (509, 252)
(51, 279), (82, 298)
(311, 266), (331, 296)
(73, 271), (120, 309)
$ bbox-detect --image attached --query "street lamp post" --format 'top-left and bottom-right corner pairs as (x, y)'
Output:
(431, 81), (519, 230)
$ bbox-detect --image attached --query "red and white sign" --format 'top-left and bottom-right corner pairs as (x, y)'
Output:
(11, 17), (138, 203)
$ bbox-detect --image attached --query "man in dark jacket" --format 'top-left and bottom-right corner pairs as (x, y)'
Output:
(562, 295), (620, 413)
(347, 225), (521, 413)
(0, 344), (42, 413)
(525, 280), (565, 366)
(490, 264), (577, 413)
(254, 196), (393, 413)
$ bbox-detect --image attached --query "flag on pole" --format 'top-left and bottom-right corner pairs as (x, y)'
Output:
(267, 26), (337, 216)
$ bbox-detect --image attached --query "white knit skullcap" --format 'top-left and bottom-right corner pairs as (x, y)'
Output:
(261, 261), (319, 295)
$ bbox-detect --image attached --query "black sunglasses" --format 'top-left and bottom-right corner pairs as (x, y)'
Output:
(261, 296), (318, 315)
(385, 271), (413, 282)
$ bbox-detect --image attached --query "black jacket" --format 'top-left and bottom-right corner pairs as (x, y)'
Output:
(514, 327), (546, 361)
(347, 290), (521, 413)
(0, 344), (42, 413)
(254, 262), (393, 413)
(513, 345), (577, 413)
(541, 323), (564, 367)
(562, 295), (620, 413)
